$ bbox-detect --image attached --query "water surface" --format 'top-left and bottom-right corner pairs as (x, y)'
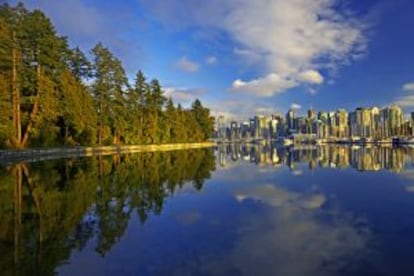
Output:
(2, 145), (414, 275)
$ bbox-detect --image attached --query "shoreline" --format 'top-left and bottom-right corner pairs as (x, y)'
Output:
(0, 142), (216, 166)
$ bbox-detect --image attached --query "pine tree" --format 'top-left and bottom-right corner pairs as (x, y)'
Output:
(0, 2), (214, 148)
(127, 70), (147, 144)
(163, 97), (176, 143)
(191, 99), (214, 141)
(91, 43), (114, 145)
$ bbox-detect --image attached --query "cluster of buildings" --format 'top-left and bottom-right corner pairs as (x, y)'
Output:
(216, 105), (413, 141)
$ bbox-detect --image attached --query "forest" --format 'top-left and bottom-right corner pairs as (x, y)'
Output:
(0, 2), (214, 149)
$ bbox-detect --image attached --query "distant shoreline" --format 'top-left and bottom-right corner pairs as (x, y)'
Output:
(0, 142), (216, 166)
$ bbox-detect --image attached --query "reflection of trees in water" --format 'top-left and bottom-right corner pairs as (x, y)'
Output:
(219, 144), (414, 172)
(0, 149), (215, 275)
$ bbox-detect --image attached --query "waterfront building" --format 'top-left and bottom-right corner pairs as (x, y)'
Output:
(249, 118), (256, 138)
(379, 105), (403, 137)
(286, 109), (296, 133)
(328, 112), (337, 137)
(350, 107), (371, 138)
(336, 109), (349, 138)
(318, 111), (328, 123)
(369, 107), (380, 139)
(308, 108), (316, 120)
(259, 116), (270, 139)
(217, 115), (226, 140)
(295, 117), (307, 134)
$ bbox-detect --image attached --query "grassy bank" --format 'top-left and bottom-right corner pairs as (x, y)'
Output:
(0, 142), (216, 166)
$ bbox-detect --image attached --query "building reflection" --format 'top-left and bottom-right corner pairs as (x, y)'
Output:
(216, 144), (414, 173)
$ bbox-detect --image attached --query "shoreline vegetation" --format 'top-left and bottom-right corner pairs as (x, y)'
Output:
(0, 141), (216, 165)
(0, 3), (214, 149)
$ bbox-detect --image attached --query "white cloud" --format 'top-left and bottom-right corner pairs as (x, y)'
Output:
(402, 82), (414, 92)
(205, 56), (217, 65)
(164, 86), (206, 105)
(175, 56), (200, 73)
(290, 103), (302, 110)
(143, 0), (369, 97)
(207, 98), (280, 121)
(230, 70), (324, 97)
(231, 73), (297, 97)
(297, 70), (324, 84)
(394, 82), (414, 107)
(394, 95), (414, 108)
(233, 47), (263, 64)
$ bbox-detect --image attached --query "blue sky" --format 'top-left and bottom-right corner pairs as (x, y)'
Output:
(13, 0), (414, 120)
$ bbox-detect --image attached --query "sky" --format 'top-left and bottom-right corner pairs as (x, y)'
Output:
(10, 0), (414, 120)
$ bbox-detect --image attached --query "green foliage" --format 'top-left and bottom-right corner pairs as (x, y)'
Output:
(0, 74), (13, 145)
(0, 2), (213, 148)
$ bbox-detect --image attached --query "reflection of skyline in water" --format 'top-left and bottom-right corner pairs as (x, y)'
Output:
(217, 144), (414, 173)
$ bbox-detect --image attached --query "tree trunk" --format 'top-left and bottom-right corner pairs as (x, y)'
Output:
(98, 99), (103, 146)
(21, 64), (41, 148)
(11, 31), (21, 147)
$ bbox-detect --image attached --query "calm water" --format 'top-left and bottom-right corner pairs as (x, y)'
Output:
(2, 145), (414, 275)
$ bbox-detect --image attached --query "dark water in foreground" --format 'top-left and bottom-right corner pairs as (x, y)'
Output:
(2, 144), (414, 275)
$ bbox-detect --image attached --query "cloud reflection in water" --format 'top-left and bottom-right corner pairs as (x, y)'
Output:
(225, 184), (372, 276)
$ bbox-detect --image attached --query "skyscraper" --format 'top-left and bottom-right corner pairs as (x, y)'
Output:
(336, 109), (349, 138)
(307, 108), (316, 120)
(286, 109), (295, 132)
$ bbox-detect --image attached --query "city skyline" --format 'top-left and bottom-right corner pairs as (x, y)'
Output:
(217, 104), (413, 141)
(11, 0), (414, 119)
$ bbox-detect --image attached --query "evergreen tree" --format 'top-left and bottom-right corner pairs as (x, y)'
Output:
(191, 98), (215, 140)
(0, 2), (213, 148)
(91, 43), (115, 145)
(127, 70), (147, 144)
(163, 97), (176, 143)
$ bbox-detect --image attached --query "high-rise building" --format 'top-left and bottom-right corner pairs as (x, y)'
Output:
(217, 116), (226, 140)
(286, 109), (295, 132)
(350, 107), (371, 138)
(250, 118), (256, 138)
(295, 117), (306, 134)
(336, 109), (349, 138)
(360, 108), (372, 138)
(328, 112), (337, 137)
(308, 108), (316, 120)
(349, 111), (357, 137)
(318, 111), (328, 123)
(259, 116), (270, 139)
(370, 107), (380, 138)
(379, 105), (403, 137)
